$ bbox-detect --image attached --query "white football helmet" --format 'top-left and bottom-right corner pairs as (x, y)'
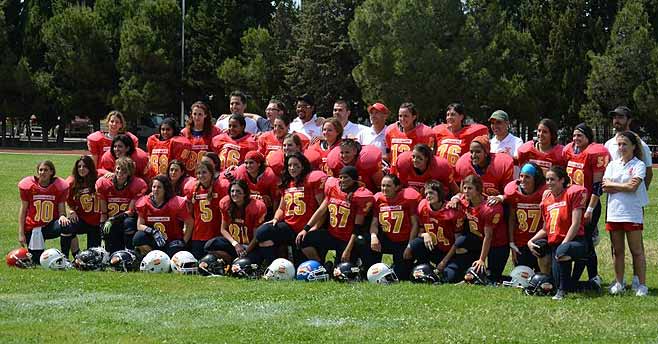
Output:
(504, 265), (535, 288)
(89, 247), (110, 265)
(367, 263), (398, 284)
(263, 258), (295, 280)
(140, 250), (171, 273)
(170, 251), (198, 274)
(39, 248), (72, 270)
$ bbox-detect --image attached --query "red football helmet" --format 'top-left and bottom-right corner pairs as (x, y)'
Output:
(6, 247), (34, 268)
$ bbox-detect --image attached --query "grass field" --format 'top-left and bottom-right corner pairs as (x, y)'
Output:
(1, 152), (657, 343)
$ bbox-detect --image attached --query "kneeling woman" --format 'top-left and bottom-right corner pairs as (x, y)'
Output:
(204, 180), (267, 263)
(134, 175), (193, 257)
(528, 166), (588, 300)
(65, 156), (102, 257)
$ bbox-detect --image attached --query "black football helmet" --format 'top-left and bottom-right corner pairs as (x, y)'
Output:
(464, 266), (489, 285)
(230, 257), (259, 279)
(524, 273), (555, 296)
(108, 249), (139, 272)
(333, 262), (361, 282)
(73, 249), (107, 271)
(411, 263), (442, 284)
(198, 254), (227, 276)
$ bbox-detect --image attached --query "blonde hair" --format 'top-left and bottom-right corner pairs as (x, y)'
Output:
(105, 110), (128, 133)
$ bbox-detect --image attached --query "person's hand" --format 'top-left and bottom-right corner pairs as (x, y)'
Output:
(144, 227), (166, 247)
(102, 221), (113, 235)
(446, 197), (461, 209)
(370, 234), (381, 252)
(422, 233), (434, 251)
(268, 218), (278, 226)
(340, 249), (351, 263)
(234, 242), (246, 257)
(18, 232), (26, 247)
(487, 195), (504, 206)
(472, 259), (486, 273)
(58, 215), (70, 227)
(509, 242), (521, 254)
(295, 230), (307, 247)
(103, 172), (114, 179)
(437, 261), (447, 272)
(584, 210), (593, 224)
(68, 211), (79, 223)
(528, 240), (540, 257)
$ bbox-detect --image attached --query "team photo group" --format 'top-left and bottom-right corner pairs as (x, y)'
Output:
(6, 90), (653, 301)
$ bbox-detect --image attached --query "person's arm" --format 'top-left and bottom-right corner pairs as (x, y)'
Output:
(18, 201), (28, 246)
(437, 244), (458, 272)
(644, 167), (652, 189)
(219, 221), (238, 247)
(562, 208), (583, 244)
(603, 177), (643, 193)
(369, 213), (381, 252)
(99, 199), (108, 223)
(137, 216), (148, 231)
(57, 202), (70, 226)
(183, 218), (194, 243)
(584, 171), (603, 224)
(507, 208), (520, 258)
(306, 198), (329, 231)
(527, 227), (547, 257)
(408, 214), (419, 242)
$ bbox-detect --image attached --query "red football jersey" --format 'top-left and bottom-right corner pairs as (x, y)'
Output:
(385, 123), (436, 166)
(135, 195), (191, 241)
(180, 126), (222, 175)
(464, 197), (507, 247)
(19, 177), (69, 231)
(454, 152), (514, 196)
(95, 176), (147, 217)
(417, 199), (465, 253)
(233, 165), (280, 209)
(87, 131), (139, 160)
(267, 149), (322, 176)
(146, 134), (192, 176)
(211, 133), (259, 172)
(372, 187), (421, 243)
(324, 177), (374, 242)
(516, 141), (566, 175)
(326, 144), (382, 192)
(391, 150), (454, 195)
(541, 185), (587, 245)
(281, 171), (327, 232)
(563, 143), (610, 197)
(98, 148), (150, 180)
(65, 176), (101, 226)
(307, 140), (342, 175)
(504, 180), (547, 247)
(183, 177), (228, 241)
(219, 195), (267, 244)
(257, 131), (310, 160)
(434, 123), (489, 167)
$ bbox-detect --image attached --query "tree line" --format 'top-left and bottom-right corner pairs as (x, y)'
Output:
(1, 0), (657, 143)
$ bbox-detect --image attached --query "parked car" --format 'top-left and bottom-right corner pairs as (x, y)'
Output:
(133, 114), (165, 140)
(23, 115), (42, 137)
(64, 116), (94, 137)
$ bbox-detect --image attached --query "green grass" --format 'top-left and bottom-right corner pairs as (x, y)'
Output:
(1, 153), (657, 343)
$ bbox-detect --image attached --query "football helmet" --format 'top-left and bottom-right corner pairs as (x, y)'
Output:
(139, 250), (171, 273)
(524, 273), (555, 296)
(109, 249), (139, 272)
(411, 263), (441, 284)
(263, 258), (295, 281)
(230, 257), (259, 279)
(503, 265), (535, 288)
(198, 254), (226, 276)
(333, 262), (361, 282)
(39, 248), (72, 270)
(6, 248), (34, 268)
(533, 239), (550, 257)
(296, 260), (329, 282)
(366, 263), (398, 284)
(170, 251), (198, 274)
(463, 266), (489, 285)
(73, 249), (107, 271)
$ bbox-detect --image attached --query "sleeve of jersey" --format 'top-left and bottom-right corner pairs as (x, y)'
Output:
(146, 136), (157, 154)
(568, 187), (587, 210)
(590, 146), (611, 174)
(17, 177), (35, 201)
(371, 194), (382, 217)
(132, 178), (148, 197)
(183, 180), (195, 201)
(218, 196), (231, 223)
(54, 178), (70, 203)
(503, 181), (518, 200)
(309, 171), (327, 195)
(358, 145), (383, 174)
(355, 190), (374, 216)
(405, 189), (422, 215)
(326, 147), (343, 175)
(434, 157), (455, 184)
(135, 196), (148, 217)
(495, 154), (515, 186)
(95, 179), (109, 201)
(86, 132), (101, 157)
(453, 154), (471, 183)
(486, 204), (504, 227)
(250, 199), (267, 225)
(172, 137), (191, 161)
(210, 135), (223, 155)
(98, 152), (113, 171)
(324, 177), (338, 195)
(176, 196), (192, 222)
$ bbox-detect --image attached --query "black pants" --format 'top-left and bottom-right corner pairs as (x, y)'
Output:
(456, 232), (510, 282)
(253, 221), (304, 265)
(407, 237), (468, 283)
(551, 237), (587, 292)
(61, 219), (102, 258)
(515, 245), (539, 271)
(105, 216), (137, 254)
(572, 202), (600, 281)
(25, 220), (71, 264)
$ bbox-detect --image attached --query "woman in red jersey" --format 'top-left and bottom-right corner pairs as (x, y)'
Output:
(146, 117), (191, 177)
(87, 110), (139, 165)
(268, 133), (321, 175)
(98, 134), (150, 180)
(516, 118), (566, 174)
(211, 114), (259, 172)
(257, 115), (310, 159)
(454, 135), (514, 196)
(181, 101), (222, 175)
(434, 103), (488, 167)
(307, 117), (343, 175)
(64, 156), (102, 258)
(166, 159), (191, 197)
(385, 102), (436, 166)
(392, 143), (458, 196)
(233, 151), (280, 213)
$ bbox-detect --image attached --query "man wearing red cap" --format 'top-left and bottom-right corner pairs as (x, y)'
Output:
(454, 135), (514, 196)
(358, 102), (390, 156)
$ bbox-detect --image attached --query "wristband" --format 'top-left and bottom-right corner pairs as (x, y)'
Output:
(586, 206), (595, 214)
(303, 225), (311, 232)
(450, 195), (460, 202)
(231, 241), (239, 247)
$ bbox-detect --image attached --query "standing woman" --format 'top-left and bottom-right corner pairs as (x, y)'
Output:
(528, 166), (588, 300)
(146, 118), (191, 177)
(307, 117), (343, 175)
(96, 157), (148, 253)
(517, 118), (566, 174)
(65, 156), (102, 257)
(233, 151), (280, 214)
(204, 180), (267, 263)
(18, 160), (72, 263)
(603, 132), (649, 296)
(167, 160), (191, 196)
(211, 114), (259, 172)
(134, 175), (193, 257)
(98, 134), (150, 181)
(87, 111), (139, 165)
(181, 101), (222, 176)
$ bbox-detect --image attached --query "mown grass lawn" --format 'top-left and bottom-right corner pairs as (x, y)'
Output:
(0, 153), (657, 343)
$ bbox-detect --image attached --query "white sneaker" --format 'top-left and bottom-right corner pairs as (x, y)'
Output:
(609, 281), (625, 295)
(636, 285), (648, 297)
(631, 275), (640, 291)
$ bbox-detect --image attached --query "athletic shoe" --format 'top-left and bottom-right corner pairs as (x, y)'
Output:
(636, 285), (648, 297)
(609, 281), (625, 295)
(631, 275), (640, 292)
(590, 275), (602, 292)
(552, 289), (566, 300)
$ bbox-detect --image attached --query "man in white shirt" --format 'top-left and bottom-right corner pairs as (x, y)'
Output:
(358, 102), (389, 155)
(489, 110), (523, 176)
(333, 100), (367, 140)
(215, 90), (259, 133)
(604, 106), (652, 189)
(289, 94), (323, 140)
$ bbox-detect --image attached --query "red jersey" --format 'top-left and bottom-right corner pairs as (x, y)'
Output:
(504, 180), (547, 247)
(219, 195), (267, 244)
(541, 185), (587, 245)
(95, 177), (147, 217)
(135, 195), (191, 241)
(326, 144), (382, 192)
(281, 171), (327, 232)
(65, 176), (101, 226)
(180, 126), (222, 175)
(211, 133), (259, 172)
(233, 165), (280, 209)
(385, 123), (436, 166)
(18, 177), (69, 231)
(454, 152), (514, 196)
(516, 141), (566, 175)
(417, 199), (464, 253)
(183, 177), (228, 241)
(324, 177), (374, 242)
(464, 197), (507, 247)
(267, 149), (322, 176)
(98, 148), (150, 180)
(433, 123), (489, 167)
(391, 150), (454, 195)
(372, 187), (421, 243)
(563, 143), (610, 197)
(257, 131), (310, 160)
(87, 131), (139, 160)
(146, 134), (191, 176)
(307, 140), (342, 175)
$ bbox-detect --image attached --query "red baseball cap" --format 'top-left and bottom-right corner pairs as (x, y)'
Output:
(367, 102), (389, 114)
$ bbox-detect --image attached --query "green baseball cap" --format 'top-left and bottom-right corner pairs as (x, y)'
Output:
(489, 110), (509, 122)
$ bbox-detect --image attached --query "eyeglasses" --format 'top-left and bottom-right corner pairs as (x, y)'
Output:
(265, 107), (280, 112)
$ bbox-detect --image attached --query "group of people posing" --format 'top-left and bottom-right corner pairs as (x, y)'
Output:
(15, 91), (652, 300)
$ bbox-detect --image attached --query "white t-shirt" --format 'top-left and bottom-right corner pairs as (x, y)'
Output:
(343, 121), (367, 140)
(215, 115), (259, 134)
(605, 134), (653, 170)
(290, 114), (323, 140)
(490, 133), (523, 158)
(604, 157), (648, 223)
(358, 125), (387, 155)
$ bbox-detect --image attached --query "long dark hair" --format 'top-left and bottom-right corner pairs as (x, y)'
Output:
(228, 179), (250, 219)
(150, 175), (174, 207)
(538, 118), (558, 146)
(71, 155), (98, 199)
(185, 101), (212, 136)
(280, 152), (312, 188)
(548, 165), (570, 188)
(166, 159), (186, 195)
(159, 117), (180, 140)
(111, 134), (136, 159)
(618, 131), (643, 161)
(193, 160), (216, 204)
